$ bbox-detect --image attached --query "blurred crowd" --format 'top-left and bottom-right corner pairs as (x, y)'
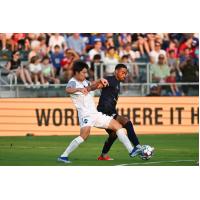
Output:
(0, 33), (199, 95)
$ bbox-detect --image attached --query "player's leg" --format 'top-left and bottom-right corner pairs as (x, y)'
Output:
(99, 115), (141, 159)
(58, 126), (91, 163)
(116, 115), (142, 156)
(98, 113), (143, 159)
(95, 113), (138, 157)
(116, 115), (140, 147)
(98, 129), (117, 160)
(107, 119), (134, 154)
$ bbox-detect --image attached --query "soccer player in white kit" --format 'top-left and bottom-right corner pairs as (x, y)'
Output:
(58, 61), (136, 163)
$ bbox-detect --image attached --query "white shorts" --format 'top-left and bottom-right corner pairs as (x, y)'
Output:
(29, 64), (42, 74)
(79, 112), (113, 129)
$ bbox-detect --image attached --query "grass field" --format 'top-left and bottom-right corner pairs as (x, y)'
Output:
(0, 134), (199, 166)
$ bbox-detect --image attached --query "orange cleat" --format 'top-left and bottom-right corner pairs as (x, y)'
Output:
(97, 155), (114, 161)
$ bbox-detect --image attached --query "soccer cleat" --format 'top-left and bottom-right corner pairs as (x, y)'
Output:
(130, 147), (143, 157)
(57, 156), (71, 163)
(97, 155), (114, 161)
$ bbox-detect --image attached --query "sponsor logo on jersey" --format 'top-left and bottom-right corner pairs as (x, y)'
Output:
(83, 118), (88, 124)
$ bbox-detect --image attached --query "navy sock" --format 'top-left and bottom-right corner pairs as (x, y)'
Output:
(102, 131), (117, 154)
(123, 121), (140, 147)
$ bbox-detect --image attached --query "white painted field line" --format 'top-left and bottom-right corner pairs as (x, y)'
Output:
(116, 160), (197, 166)
(0, 146), (60, 149)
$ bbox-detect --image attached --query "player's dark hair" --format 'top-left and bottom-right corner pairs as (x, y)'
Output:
(73, 60), (89, 74)
(115, 63), (127, 70)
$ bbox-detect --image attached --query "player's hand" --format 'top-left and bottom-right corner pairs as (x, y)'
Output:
(79, 88), (88, 95)
(100, 78), (109, 87)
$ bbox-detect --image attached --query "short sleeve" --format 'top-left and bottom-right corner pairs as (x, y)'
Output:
(66, 81), (76, 88)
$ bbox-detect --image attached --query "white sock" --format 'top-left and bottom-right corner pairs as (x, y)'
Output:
(61, 136), (84, 157)
(116, 128), (133, 153)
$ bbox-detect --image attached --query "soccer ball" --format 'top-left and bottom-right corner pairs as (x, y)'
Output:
(140, 145), (154, 160)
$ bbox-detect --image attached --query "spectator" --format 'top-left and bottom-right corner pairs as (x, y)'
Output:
(119, 42), (140, 62)
(12, 33), (30, 51)
(5, 51), (33, 87)
(167, 49), (182, 81)
(146, 33), (157, 52)
(0, 33), (13, 51)
(191, 37), (199, 62)
(169, 33), (185, 42)
(29, 55), (45, 87)
(180, 57), (198, 82)
(38, 35), (49, 57)
(61, 49), (80, 70)
(166, 40), (178, 58)
(118, 33), (132, 48)
(121, 55), (139, 82)
(167, 49), (178, 69)
(89, 33), (106, 45)
(151, 54), (170, 83)
(67, 33), (86, 55)
(134, 33), (156, 56)
(180, 57), (199, 95)
(105, 33), (115, 50)
(166, 69), (182, 96)
(119, 43), (140, 79)
(50, 45), (64, 76)
(179, 47), (191, 64)
(60, 49), (79, 82)
(41, 56), (60, 85)
(179, 36), (193, 56)
(149, 41), (166, 64)
(146, 84), (161, 96)
(194, 45), (199, 66)
(135, 33), (151, 56)
(89, 54), (103, 81)
(28, 40), (41, 61)
(88, 39), (105, 61)
(27, 33), (39, 41)
(49, 33), (67, 52)
(103, 47), (119, 76)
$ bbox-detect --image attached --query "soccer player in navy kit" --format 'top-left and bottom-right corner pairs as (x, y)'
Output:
(97, 64), (142, 160)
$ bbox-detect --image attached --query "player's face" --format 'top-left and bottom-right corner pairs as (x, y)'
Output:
(116, 68), (128, 81)
(76, 68), (88, 81)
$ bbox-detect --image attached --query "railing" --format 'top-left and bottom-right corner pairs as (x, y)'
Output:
(93, 62), (149, 78)
(119, 82), (199, 96)
(0, 61), (199, 97)
(0, 82), (199, 98)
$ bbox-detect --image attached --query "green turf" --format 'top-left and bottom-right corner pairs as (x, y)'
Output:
(0, 134), (199, 166)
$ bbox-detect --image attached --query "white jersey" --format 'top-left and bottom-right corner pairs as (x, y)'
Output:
(66, 77), (98, 119)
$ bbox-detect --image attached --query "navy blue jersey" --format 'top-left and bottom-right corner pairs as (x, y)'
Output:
(97, 76), (120, 116)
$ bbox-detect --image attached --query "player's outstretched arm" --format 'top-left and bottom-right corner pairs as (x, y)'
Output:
(87, 78), (109, 91)
(66, 87), (88, 95)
